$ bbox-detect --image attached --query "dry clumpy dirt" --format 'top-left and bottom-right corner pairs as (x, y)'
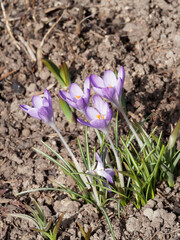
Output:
(0, 0), (180, 239)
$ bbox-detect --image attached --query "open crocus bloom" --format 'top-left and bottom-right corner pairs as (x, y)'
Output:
(90, 66), (125, 108)
(88, 152), (115, 184)
(20, 89), (54, 126)
(59, 77), (91, 112)
(77, 95), (113, 133)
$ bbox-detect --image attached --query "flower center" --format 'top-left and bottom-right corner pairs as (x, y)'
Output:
(96, 114), (105, 120)
(76, 96), (81, 99)
(109, 85), (112, 88)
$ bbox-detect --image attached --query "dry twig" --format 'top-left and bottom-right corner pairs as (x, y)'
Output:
(150, 228), (180, 240)
(37, 10), (65, 71)
(18, 35), (36, 62)
(0, 0), (21, 50)
(0, 70), (16, 81)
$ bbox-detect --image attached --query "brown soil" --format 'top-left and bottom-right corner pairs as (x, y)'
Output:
(0, 0), (180, 239)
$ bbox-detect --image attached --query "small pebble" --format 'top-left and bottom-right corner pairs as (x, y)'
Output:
(1, 108), (8, 120)
(146, 199), (156, 208)
(126, 217), (140, 232)
(39, 68), (50, 81)
(165, 187), (171, 194)
(143, 208), (154, 221)
(157, 201), (163, 209)
(12, 81), (25, 94)
(22, 128), (31, 137)
(26, 83), (36, 93)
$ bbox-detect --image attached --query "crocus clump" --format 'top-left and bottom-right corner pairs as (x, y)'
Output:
(90, 66), (125, 108)
(88, 152), (115, 185)
(20, 89), (54, 126)
(77, 95), (113, 133)
(59, 77), (91, 112)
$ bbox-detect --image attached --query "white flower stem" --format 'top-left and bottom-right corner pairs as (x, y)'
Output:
(118, 106), (143, 149)
(50, 123), (90, 189)
(94, 129), (111, 165)
(106, 132), (124, 188)
(95, 129), (102, 145)
(87, 176), (101, 207)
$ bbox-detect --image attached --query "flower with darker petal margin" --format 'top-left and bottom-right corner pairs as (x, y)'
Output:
(90, 66), (125, 108)
(20, 89), (54, 126)
(59, 77), (91, 113)
(87, 152), (115, 184)
(77, 95), (113, 133)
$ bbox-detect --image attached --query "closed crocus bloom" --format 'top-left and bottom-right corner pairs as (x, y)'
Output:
(77, 95), (113, 133)
(88, 152), (115, 184)
(90, 66), (125, 108)
(20, 89), (54, 126)
(59, 77), (91, 112)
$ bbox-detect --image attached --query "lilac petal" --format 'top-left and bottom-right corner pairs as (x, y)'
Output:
(104, 108), (113, 124)
(59, 90), (71, 101)
(77, 118), (92, 127)
(92, 87), (104, 97)
(90, 119), (107, 129)
(20, 104), (40, 119)
(43, 98), (53, 115)
(102, 87), (115, 101)
(93, 95), (105, 112)
(95, 152), (104, 170)
(85, 106), (100, 121)
(27, 107), (41, 120)
(38, 107), (52, 123)
(116, 77), (124, 97)
(69, 83), (83, 100)
(117, 66), (125, 82)
(100, 101), (110, 116)
(43, 97), (50, 107)
(76, 98), (86, 109)
(97, 170), (113, 184)
(103, 70), (117, 87)
(105, 169), (115, 177)
(87, 170), (95, 176)
(65, 98), (78, 109)
(32, 95), (43, 108)
(44, 89), (52, 104)
(90, 74), (104, 88)
(84, 77), (91, 91)
(83, 89), (90, 104)
(20, 104), (32, 113)
(111, 92), (119, 107)
(20, 104), (40, 120)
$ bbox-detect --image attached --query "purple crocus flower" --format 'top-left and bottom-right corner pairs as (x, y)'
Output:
(59, 77), (91, 112)
(90, 66), (125, 108)
(20, 89), (54, 126)
(77, 95), (113, 133)
(88, 152), (115, 184)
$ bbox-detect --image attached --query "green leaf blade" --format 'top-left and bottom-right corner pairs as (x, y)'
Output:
(59, 97), (73, 123)
(42, 59), (66, 87)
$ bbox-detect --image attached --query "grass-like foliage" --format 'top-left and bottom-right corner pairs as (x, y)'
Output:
(117, 119), (180, 209)
(7, 199), (64, 240)
(77, 221), (92, 240)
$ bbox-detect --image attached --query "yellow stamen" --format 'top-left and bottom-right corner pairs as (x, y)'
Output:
(96, 114), (101, 119)
(96, 114), (105, 120)
(109, 85), (112, 88)
(76, 96), (81, 99)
